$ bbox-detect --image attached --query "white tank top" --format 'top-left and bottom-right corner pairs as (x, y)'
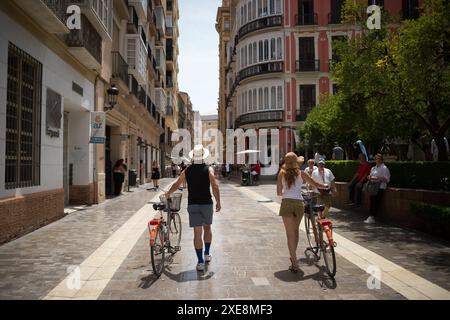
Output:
(282, 174), (304, 200)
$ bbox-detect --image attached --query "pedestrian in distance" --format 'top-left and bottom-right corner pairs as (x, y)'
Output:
(332, 142), (345, 160)
(347, 153), (372, 207)
(113, 159), (126, 196)
(151, 160), (160, 188)
(364, 154), (390, 224)
(277, 152), (328, 273)
(165, 145), (221, 272)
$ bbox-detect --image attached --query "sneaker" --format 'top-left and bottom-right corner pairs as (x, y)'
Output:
(364, 216), (376, 224)
(205, 254), (212, 263)
(196, 263), (205, 272)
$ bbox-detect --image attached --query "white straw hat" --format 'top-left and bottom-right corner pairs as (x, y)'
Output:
(188, 144), (210, 162)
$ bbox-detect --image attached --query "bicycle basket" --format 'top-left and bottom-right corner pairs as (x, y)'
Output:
(159, 193), (182, 212)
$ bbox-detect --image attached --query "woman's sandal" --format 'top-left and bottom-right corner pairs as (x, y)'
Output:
(289, 258), (300, 273)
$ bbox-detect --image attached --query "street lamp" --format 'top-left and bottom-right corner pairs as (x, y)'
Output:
(105, 85), (119, 111)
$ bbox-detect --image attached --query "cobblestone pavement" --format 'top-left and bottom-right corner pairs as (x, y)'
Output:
(0, 178), (448, 300)
(0, 180), (173, 300)
(250, 181), (450, 292)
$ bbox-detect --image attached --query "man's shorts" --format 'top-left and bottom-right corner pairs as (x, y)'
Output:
(279, 198), (304, 218)
(187, 204), (214, 227)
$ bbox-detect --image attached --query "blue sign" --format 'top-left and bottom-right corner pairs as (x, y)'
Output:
(90, 137), (106, 144)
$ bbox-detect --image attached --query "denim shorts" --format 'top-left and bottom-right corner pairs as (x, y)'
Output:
(187, 204), (214, 227)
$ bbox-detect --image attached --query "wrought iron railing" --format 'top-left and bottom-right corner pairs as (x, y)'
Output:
(42, 0), (69, 24)
(295, 13), (318, 25)
(238, 15), (282, 40)
(128, 74), (139, 97)
(238, 61), (283, 82)
(112, 52), (129, 86)
(65, 14), (102, 64)
(137, 86), (146, 106)
(236, 111), (283, 127)
(296, 59), (320, 72)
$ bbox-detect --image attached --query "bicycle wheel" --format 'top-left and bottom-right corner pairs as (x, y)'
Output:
(169, 212), (182, 251)
(150, 225), (166, 277)
(304, 213), (319, 254)
(319, 226), (336, 278)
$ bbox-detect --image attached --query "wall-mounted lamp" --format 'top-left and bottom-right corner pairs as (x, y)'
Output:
(105, 84), (119, 111)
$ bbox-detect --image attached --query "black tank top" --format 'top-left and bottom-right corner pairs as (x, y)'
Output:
(185, 164), (212, 205)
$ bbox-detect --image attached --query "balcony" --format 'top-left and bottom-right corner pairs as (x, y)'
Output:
(127, 6), (139, 33)
(296, 59), (320, 72)
(137, 86), (147, 106)
(129, 0), (148, 21)
(166, 105), (174, 116)
(70, 0), (113, 40)
(166, 26), (173, 37)
(238, 15), (283, 41)
(128, 74), (139, 98)
(235, 111), (284, 127)
(296, 13), (318, 26)
(125, 34), (148, 85)
(155, 6), (166, 36)
(238, 61), (284, 82)
(296, 109), (312, 121)
(14, 0), (70, 34)
(155, 88), (167, 114)
(328, 12), (342, 24)
(112, 51), (129, 87)
(65, 14), (102, 69)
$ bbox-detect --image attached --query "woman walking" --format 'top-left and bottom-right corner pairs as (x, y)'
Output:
(277, 152), (327, 273)
(151, 160), (160, 188)
(113, 159), (126, 196)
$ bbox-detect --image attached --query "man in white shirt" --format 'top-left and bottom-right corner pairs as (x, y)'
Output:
(364, 153), (391, 224)
(431, 138), (449, 161)
(311, 159), (337, 217)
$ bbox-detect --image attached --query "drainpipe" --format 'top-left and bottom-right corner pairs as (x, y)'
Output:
(93, 74), (100, 205)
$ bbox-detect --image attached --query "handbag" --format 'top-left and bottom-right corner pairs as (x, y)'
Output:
(364, 181), (381, 196)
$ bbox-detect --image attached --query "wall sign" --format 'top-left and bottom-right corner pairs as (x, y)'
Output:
(90, 112), (106, 144)
(46, 88), (62, 138)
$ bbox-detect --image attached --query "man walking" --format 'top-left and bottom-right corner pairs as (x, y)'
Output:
(165, 145), (221, 272)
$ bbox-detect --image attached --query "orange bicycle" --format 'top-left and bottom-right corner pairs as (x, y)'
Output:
(148, 190), (182, 277)
(303, 191), (337, 278)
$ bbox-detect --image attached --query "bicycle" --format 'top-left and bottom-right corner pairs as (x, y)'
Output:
(147, 186), (183, 277)
(302, 190), (337, 278)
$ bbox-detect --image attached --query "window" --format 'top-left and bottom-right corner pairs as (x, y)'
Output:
(264, 87), (269, 109)
(258, 40), (264, 62)
(277, 37), (282, 59)
(275, 0), (282, 13)
(253, 89), (257, 110)
(271, 86), (276, 109)
(244, 46), (248, 67)
(262, 0), (268, 15)
(249, 45), (253, 65)
(258, 0), (263, 16)
(224, 19), (230, 30)
(264, 39), (269, 61)
(332, 84), (339, 95)
(270, 38), (276, 60)
(243, 4), (247, 24)
(252, 0), (257, 20)
(277, 86), (283, 109)
(368, 0), (384, 6)
(253, 42), (257, 63)
(240, 6), (244, 26)
(248, 89), (253, 111)
(258, 88), (263, 110)
(299, 85), (316, 115)
(5, 43), (42, 189)
(248, 1), (252, 21)
(269, 0), (275, 14)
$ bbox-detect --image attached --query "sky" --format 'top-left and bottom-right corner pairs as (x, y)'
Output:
(178, 0), (221, 117)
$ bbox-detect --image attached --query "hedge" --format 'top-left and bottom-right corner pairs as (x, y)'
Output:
(325, 161), (450, 191)
(410, 202), (450, 240)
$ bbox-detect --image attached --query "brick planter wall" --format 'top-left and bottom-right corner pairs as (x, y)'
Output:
(334, 182), (450, 229)
(0, 189), (65, 244)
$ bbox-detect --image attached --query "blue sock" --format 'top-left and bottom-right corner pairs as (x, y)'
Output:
(205, 243), (211, 255)
(195, 248), (204, 263)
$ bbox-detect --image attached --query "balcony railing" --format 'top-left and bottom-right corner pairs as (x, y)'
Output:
(238, 15), (283, 40)
(296, 59), (320, 72)
(238, 61), (284, 82)
(296, 109), (313, 122)
(65, 14), (102, 65)
(296, 13), (318, 25)
(128, 74), (139, 97)
(166, 27), (173, 37)
(42, 0), (69, 25)
(236, 111), (284, 127)
(137, 86), (146, 106)
(328, 12), (342, 24)
(112, 52), (129, 85)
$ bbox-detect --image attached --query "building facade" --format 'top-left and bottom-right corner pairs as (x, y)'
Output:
(0, 0), (184, 243)
(218, 0), (422, 161)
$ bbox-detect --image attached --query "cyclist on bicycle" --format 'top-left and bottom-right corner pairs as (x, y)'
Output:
(165, 145), (221, 272)
(277, 152), (328, 273)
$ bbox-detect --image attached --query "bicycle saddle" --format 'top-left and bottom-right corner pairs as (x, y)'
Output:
(153, 203), (166, 211)
(313, 205), (325, 212)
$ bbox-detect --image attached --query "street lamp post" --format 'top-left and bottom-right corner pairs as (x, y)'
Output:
(105, 85), (119, 111)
